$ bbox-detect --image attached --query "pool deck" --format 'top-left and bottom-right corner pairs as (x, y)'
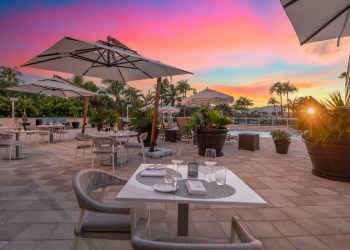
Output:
(1, 128), (350, 250)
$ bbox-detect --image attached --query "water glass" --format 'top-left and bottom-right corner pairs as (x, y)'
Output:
(171, 147), (183, 180)
(215, 166), (226, 185)
(204, 148), (216, 182)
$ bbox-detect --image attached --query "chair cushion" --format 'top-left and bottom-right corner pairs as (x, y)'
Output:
(93, 145), (117, 154)
(124, 142), (141, 148)
(154, 236), (228, 244)
(82, 212), (131, 233)
(77, 143), (92, 149)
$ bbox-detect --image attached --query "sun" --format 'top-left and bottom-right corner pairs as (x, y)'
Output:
(307, 107), (315, 115)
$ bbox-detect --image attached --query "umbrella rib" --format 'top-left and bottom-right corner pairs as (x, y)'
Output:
(81, 48), (108, 76)
(21, 56), (62, 67)
(283, 0), (298, 8)
(111, 52), (126, 82)
(301, 4), (350, 45)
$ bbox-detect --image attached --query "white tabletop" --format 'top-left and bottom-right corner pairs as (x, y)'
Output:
(116, 164), (266, 206)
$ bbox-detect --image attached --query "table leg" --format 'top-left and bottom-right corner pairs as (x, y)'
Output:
(49, 133), (53, 143)
(16, 132), (20, 158)
(177, 203), (189, 236)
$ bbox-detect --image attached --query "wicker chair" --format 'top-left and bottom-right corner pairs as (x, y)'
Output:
(71, 169), (149, 250)
(131, 217), (263, 250)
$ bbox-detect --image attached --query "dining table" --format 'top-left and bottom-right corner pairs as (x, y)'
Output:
(36, 124), (65, 143)
(116, 163), (266, 236)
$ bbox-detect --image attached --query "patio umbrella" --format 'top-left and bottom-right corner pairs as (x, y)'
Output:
(159, 105), (180, 125)
(21, 36), (191, 151)
(280, 0), (350, 104)
(5, 78), (98, 130)
(181, 87), (234, 106)
(5, 78), (98, 98)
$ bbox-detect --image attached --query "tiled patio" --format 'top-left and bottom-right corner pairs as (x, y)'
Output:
(1, 128), (350, 250)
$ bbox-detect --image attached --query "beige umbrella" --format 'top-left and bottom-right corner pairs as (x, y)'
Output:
(21, 36), (192, 151)
(181, 87), (234, 106)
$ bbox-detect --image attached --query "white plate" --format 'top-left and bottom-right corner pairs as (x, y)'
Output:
(153, 183), (179, 193)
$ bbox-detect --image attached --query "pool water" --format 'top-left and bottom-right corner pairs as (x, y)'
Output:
(228, 130), (300, 139)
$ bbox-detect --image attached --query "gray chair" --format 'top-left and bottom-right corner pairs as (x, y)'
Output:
(92, 137), (120, 172)
(74, 133), (92, 165)
(123, 132), (148, 163)
(131, 217), (263, 250)
(0, 133), (24, 161)
(36, 126), (53, 143)
(71, 169), (149, 250)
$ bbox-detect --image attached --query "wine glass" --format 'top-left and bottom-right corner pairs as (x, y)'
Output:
(204, 148), (216, 182)
(171, 148), (183, 181)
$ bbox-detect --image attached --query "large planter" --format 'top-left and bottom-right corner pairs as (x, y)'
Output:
(195, 128), (228, 157)
(71, 121), (80, 129)
(304, 139), (350, 182)
(273, 141), (291, 154)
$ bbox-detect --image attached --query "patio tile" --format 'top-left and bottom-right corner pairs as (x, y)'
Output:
(271, 220), (310, 236)
(318, 235), (350, 250)
(258, 208), (290, 220)
(36, 240), (72, 250)
(2, 240), (41, 250)
(245, 221), (282, 238)
(261, 237), (297, 250)
(192, 221), (225, 238)
(235, 208), (265, 221)
(15, 223), (58, 240)
(295, 218), (339, 235)
(0, 224), (29, 240)
(47, 223), (74, 239)
(288, 236), (330, 250)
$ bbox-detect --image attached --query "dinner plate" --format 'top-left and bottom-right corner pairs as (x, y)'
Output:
(153, 183), (179, 193)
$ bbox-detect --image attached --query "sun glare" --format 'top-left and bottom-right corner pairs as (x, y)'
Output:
(307, 107), (315, 115)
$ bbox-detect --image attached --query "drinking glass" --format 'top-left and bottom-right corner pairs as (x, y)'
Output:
(204, 148), (216, 182)
(215, 165), (226, 185)
(171, 148), (183, 181)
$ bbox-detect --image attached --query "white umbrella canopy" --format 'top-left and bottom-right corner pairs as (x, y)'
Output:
(5, 78), (98, 98)
(21, 36), (192, 150)
(280, 0), (350, 45)
(22, 36), (191, 81)
(159, 105), (180, 114)
(181, 87), (234, 106)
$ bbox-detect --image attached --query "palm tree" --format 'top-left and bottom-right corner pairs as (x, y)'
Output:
(177, 79), (195, 99)
(123, 86), (143, 105)
(165, 84), (182, 106)
(287, 97), (300, 118)
(237, 96), (254, 115)
(338, 72), (347, 79)
(83, 81), (99, 92)
(270, 81), (284, 118)
(102, 79), (126, 113)
(69, 75), (85, 87)
(141, 90), (155, 106)
(267, 97), (279, 118)
(0, 66), (24, 85)
(160, 78), (170, 107)
(282, 81), (298, 118)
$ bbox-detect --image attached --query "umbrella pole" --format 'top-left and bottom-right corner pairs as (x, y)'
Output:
(82, 96), (89, 133)
(150, 77), (161, 152)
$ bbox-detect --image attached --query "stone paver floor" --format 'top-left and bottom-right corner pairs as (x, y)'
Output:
(1, 128), (350, 250)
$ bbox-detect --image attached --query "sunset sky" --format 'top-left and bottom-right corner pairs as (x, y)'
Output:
(1, 0), (349, 107)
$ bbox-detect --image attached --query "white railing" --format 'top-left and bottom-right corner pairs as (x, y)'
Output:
(231, 118), (297, 128)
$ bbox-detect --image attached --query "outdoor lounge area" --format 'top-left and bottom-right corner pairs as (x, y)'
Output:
(1, 128), (350, 250)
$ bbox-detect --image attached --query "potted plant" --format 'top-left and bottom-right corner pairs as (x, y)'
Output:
(185, 106), (231, 156)
(106, 111), (120, 128)
(270, 129), (291, 154)
(69, 106), (82, 129)
(129, 109), (158, 147)
(293, 91), (350, 181)
(88, 109), (107, 131)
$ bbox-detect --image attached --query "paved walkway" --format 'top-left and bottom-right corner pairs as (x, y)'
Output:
(1, 128), (350, 249)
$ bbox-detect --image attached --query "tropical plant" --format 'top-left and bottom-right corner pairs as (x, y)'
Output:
(267, 97), (279, 118)
(102, 79), (126, 113)
(88, 109), (108, 126)
(129, 109), (156, 132)
(282, 81), (298, 118)
(293, 91), (350, 144)
(270, 81), (284, 117)
(271, 129), (291, 142)
(69, 105), (82, 122)
(235, 96), (254, 115)
(106, 111), (120, 126)
(185, 106), (231, 132)
(177, 79), (195, 99)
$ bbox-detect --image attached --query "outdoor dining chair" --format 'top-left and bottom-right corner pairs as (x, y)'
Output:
(74, 133), (92, 166)
(131, 217), (263, 250)
(0, 132), (24, 161)
(123, 132), (148, 164)
(36, 126), (53, 143)
(91, 137), (120, 172)
(71, 169), (149, 250)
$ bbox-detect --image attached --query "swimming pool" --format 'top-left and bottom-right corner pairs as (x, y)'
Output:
(228, 129), (300, 139)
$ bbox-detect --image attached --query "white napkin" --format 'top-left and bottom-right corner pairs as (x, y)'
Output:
(141, 169), (166, 177)
(186, 180), (207, 195)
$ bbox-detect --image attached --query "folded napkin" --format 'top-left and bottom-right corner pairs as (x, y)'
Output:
(141, 169), (166, 177)
(186, 180), (207, 195)
(144, 165), (164, 170)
